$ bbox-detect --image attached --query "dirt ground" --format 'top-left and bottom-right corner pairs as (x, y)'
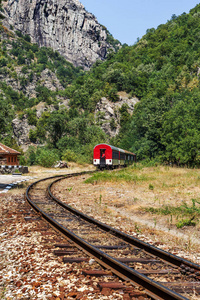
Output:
(0, 164), (200, 299)
(52, 165), (200, 263)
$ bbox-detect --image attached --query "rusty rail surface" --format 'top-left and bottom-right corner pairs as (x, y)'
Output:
(25, 171), (199, 300)
(49, 176), (200, 272)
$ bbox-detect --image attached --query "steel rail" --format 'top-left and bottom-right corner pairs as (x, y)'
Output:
(49, 176), (200, 273)
(26, 176), (188, 300)
(25, 170), (96, 192)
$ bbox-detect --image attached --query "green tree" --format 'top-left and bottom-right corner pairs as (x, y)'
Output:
(29, 129), (37, 143)
(47, 110), (68, 147)
(17, 54), (26, 65)
(36, 148), (60, 167)
(35, 85), (52, 103)
(0, 96), (14, 136)
(37, 48), (48, 65)
(160, 96), (200, 166)
(26, 108), (37, 126)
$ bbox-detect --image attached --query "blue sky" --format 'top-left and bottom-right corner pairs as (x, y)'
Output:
(80, 0), (200, 45)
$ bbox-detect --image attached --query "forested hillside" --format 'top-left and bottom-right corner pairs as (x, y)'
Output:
(0, 26), (110, 165)
(65, 5), (200, 166)
(0, 2), (200, 167)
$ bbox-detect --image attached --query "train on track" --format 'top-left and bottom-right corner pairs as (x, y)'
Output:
(93, 144), (136, 169)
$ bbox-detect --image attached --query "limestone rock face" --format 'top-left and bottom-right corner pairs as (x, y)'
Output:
(3, 0), (112, 69)
(95, 94), (139, 137)
(0, 63), (64, 99)
(12, 117), (35, 147)
(11, 95), (138, 150)
(12, 99), (70, 151)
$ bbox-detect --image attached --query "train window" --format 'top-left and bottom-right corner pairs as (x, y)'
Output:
(112, 151), (119, 159)
(120, 152), (125, 160)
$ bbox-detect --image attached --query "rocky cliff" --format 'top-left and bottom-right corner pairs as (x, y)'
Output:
(12, 94), (138, 151)
(95, 94), (139, 138)
(3, 0), (115, 69)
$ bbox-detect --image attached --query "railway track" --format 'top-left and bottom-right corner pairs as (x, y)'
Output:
(25, 171), (200, 300)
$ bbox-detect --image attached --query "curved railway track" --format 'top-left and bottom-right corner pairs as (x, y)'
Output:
(25, 171), (200, 300)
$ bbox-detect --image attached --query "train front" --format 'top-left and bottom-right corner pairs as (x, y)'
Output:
(93, 144), (113, 169)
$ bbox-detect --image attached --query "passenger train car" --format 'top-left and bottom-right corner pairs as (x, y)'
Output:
(93, 144), (136, 169)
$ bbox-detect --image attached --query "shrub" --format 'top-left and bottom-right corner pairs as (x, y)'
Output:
(36, 148), (60, 167)
(26, 109), (37, 126)
(62, 149), (78, 162)
(107, 87), (119, 102)
(0, 58), (7, 67)
(149, 184), (154, 190)
(15, 30), (23, 38)
(21, 66), (28, 74)
(24, 34), (31, 43)
(29, 129), (37, 143)
(26, 146), (36, 165)
(176, 218), (196, 228)
(19, 155), (26, 166)
(110, 118), (117, 130)
(17, 54), (26, 65)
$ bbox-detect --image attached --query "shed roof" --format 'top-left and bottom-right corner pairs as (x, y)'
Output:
(0, 143), (21, 155)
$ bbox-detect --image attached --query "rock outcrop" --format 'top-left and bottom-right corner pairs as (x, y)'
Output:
(0, 65), (65, 99)
(3, 0), (114, 69)
(95, 93), (139, 137)
(11, 94), (138, 150)
(12, 117), (35, 147)
(12, 99), (70, 151)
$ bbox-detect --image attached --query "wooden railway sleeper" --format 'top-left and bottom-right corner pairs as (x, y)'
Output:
(26, 172), (196, 300)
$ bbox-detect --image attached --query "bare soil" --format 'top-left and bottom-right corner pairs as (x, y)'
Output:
(1, 164), (200, 299)
(52, 166), (200, 263)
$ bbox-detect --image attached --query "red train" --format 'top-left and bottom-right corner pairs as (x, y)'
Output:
(93, 144), (136, 169)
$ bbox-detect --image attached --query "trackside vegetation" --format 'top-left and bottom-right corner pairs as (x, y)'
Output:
(85, 165), (200, 229)
(84, 168), (152, 184)
(68, 6), (200, 166)
(144, 199), (200, 228)
(0, 4), (200, 166)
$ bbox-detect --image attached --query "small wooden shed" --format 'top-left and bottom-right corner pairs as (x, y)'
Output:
(0, 143), (21, 166)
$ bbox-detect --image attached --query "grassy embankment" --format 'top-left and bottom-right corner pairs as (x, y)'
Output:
(85, 164), (200, 229)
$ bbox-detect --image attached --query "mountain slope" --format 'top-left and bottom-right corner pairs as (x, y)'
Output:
(1, 2), (200, 166)
(61, 5), (200, 165)
(0, 25), (136, 164)
(2, 0), (119, 69)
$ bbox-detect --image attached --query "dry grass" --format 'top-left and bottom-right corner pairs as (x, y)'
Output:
(2, 164), (200, 261)
(52, 165), (200, 259)
(86, 165), (200, 209)
(1, 164), (199, 299)
(27, 162), (94, 177)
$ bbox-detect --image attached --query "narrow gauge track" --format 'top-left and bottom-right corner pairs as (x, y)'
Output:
(26, 171), (200, 300)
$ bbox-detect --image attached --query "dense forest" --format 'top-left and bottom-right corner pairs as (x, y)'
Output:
(0, 2), (200, 167)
